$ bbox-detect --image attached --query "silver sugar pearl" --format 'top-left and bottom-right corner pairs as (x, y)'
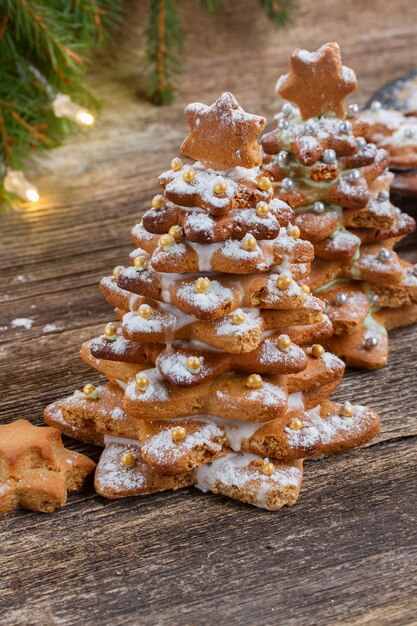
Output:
(278, 118), (289, 130)
(281, 177), (294, 192)
(367, 143), (377, 152)
(347, 169), (361, 182)
(335, 293), (347, 306)
(378, 190), (390, 202)
(370, 101), (382, 112)
(369, 293), (379, 304)
(378, 247), (390, 262)
(404, 127), (415, 139)
(304, 121), (317, 135)
(347, 103), (360, 117)
(365, 336), (378, 349)
(339, 120), (352, 134)
(322, 149), (337, 164)
(313, 201), (325, 214)
(282, 103), (294, 117)
(356, 137), (367, 149)
(277, 150), (290, 167)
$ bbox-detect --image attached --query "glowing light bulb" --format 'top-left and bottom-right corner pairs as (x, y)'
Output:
(3, 170), (40, 203)
(52, 94), (95, 126)
(25, 188), (40, 202)
(76, 111), (95, 126)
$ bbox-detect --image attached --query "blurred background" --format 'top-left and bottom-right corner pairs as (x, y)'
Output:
(1, 0), (416, 210)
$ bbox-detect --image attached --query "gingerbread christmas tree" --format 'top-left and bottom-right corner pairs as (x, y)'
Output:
(262, 43), (417, 368)
(45, 92), (379, 510)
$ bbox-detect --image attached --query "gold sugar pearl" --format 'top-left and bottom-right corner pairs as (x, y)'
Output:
(278, 334), (291, 352)
(168, 225), (183, 242)
(256, 201), (270, 218)
(311, 344), (325, 358)
(246, 373), (263, 389)
(159, 234), (175, 249)
(138, 304), (152, 319)
(195, 276), (211, 293)
(135, 375), (149, 391)
(133, 256), (147, 271)
(340, 401), (353, 418)
(83, 384), (99, 400)
(287, 225), (300, 240)
(171, 426), (186, 443)
(213, 179), (228, 195)
(171, 157), (183, 171)
(277, 275), (292, 290)
(262, 462), (275, 476)
(242, 235), (257, 252)
(113, 265), (123, 280)
(183, 168), (196, 183)
(257, 176), (272, 191)
(288, 417), (303, 431)
(185, 356), (201, 374)
(121, 452), (136, 468)
(152, 194), (165, 210)
(104, 322), (117, 338)
(301, 284), (311, 294)
(232, 311), (246, 325)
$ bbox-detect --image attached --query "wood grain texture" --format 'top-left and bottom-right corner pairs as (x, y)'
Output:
(1, 1), (417, 624)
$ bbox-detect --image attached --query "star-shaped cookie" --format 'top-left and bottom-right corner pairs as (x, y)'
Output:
(0, 419), (96, 515)
(180, 92), (266, 170)
(276, 42), (358, 120)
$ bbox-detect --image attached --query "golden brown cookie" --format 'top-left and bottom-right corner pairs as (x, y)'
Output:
(180, 92), (266, 171)
(0, 420), (95, 515)
(276, 42), (357, 120)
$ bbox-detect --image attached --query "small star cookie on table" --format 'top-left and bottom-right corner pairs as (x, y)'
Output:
(0, 419), (96, 515)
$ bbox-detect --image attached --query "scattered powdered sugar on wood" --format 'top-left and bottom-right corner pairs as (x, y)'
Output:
(11, 318), (34, 330)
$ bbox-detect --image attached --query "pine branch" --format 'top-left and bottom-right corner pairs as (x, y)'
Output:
(146, 0), (182, 105)
(259, 0), (292, 26)
(0, 0), (122, 208)
(197, 0), (227, 11)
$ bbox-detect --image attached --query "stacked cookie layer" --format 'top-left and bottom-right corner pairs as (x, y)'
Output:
(360, 103), (417, 199)
(45, 93), (379, 510)
(262, 42), (417, 368)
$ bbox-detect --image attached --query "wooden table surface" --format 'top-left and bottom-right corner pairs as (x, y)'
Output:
(1, 2), (417, 624)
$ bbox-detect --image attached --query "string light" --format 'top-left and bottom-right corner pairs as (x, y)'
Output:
(52, 94), (95, 126)
(3, 170), (40, 203)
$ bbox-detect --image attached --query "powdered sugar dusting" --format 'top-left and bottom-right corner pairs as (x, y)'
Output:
(195, 452), (301, 509)
(96, 444), (146, 491)
(11, 317), (33, 330)
(142, 423), (223, 464)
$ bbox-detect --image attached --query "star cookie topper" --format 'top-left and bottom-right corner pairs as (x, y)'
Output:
(276, 42), (358, 120)
(180, 92), (266, 171)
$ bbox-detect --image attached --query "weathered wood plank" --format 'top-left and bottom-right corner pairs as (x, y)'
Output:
(0, 439), (416, 626)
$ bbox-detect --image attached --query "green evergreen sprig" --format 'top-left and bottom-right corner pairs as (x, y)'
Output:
(145, 0), (293, 105)
(0, 0), (122, 207)
(145, 0), (182, 105)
